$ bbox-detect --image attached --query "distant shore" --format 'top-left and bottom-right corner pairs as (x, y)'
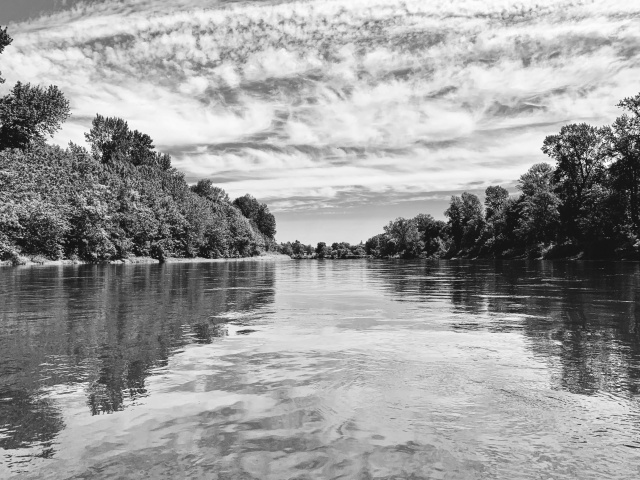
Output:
(0, 252), (292, 268)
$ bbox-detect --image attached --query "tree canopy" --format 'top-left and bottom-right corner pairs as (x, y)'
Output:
(0, 82), (70, 150)
(0, 27), (277, 264)
(84, 114), (170, 169)
(354, 92), (640, 260)
(232, 194), (276, 239)
(191, 179), (230, 203)
(0, 26), (12, 84)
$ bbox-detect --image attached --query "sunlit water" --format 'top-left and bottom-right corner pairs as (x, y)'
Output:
(1, 260), (639, 479)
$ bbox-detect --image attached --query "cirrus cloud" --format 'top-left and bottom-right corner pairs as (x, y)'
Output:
(2, 0), (640, 242)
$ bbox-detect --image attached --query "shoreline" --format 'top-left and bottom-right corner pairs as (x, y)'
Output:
(4, 252), (636, 268)
(0, 252), (292, 268)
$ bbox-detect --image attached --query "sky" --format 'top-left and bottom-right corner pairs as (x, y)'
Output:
(1, 0), (639, 244)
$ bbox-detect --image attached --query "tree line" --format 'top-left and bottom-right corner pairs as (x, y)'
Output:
(0, 27), (276, 264)
(277, 240), (367, 259)
(296, 92), (640, 261)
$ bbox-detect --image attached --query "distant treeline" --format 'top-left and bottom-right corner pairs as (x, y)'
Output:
(291, 92), (640, 261)
(277, 240), (367, 259)
(0, 27), (276, 264)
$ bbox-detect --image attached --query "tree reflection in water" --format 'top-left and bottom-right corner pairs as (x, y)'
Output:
(371, 260), (640, 398)
(0, 261), (276, 462)
(2, 259), (640, 476)
(0, 388), (64, 460)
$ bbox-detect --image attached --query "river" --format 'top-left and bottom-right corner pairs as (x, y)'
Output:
(1, 260), (639, 479)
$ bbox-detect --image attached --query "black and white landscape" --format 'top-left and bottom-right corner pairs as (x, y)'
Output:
(3, 0), (640, 243)
(1, 1), (640, 479)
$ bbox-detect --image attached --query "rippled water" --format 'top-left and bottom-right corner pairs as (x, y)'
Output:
(1, 260), (640, 479)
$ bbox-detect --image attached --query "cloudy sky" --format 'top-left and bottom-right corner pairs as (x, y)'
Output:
(1, 0), (639, 243)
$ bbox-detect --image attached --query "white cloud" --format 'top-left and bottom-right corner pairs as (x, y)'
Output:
(3, 0), (640, 228)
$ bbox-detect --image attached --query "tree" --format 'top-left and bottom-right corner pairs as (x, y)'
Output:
(280, 242), (293, 256)
(352, 243), (366, 256)
(383, 217), (422, 258)
(255, 203), (276, 238)
(607, 94), (640, 234)
(0, 27), (13, 84)
(84, 114), (169, 168)
(331, 241), (351, 258)
(233, 194), (260, 219)
(413, 213), (446, 257)
(85, 115), (132, 162)
(365, 234), (388, 257)
(478, 186), (511, 255)
(0, 82), (70, 150)
(129, 130), (155, 166)
(516, 163), (560, 243)
(233, 194), (276, 238)
(484, 186), (509, 221)
(190, 180), (230, 203)
(542, 123), (608, 239)
(291, 240), (305, 256)
(315, 242), (328, 258)
(445, 192), (484, 253)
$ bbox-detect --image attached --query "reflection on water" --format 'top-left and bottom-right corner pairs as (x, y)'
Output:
(374, 261), (640, 398)
(0, 262), (275, 472)
(1, 260), (640, 479)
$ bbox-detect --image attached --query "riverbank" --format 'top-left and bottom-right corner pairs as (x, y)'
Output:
(0, 252), (291, 268)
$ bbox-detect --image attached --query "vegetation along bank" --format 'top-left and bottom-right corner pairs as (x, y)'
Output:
(3, 23), (640, 264)
(0, 27), (278, 266)
(282, 92), (640, 261)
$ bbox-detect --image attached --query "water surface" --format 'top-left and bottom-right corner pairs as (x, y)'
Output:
(1, 260), (639, 479)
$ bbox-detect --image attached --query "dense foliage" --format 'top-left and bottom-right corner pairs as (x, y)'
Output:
(0, 82), (70, 150)
(276, 240), (369, 259)
(0, 28), (276, 263)
(0, 26), (12, 84)
(357, 93), (640, 260)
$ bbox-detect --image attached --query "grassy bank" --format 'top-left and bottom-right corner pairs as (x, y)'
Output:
(0, 252), (291, 268)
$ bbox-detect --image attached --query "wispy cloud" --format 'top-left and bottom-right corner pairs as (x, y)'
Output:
(3, 0), (640, 240)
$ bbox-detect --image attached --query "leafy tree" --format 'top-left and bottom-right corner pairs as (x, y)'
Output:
(365, 234), (387, 257)
(0, 27), (13, 84)
(516, 163), (560, 243)
(68, 185), (118, 261)
(85, 115), (131, 162)
(445, 192), (484, 253)
(352, 244), (366, 256)
(233, 194), (260, 219)
(607, 94), (640, 234)
(489, 197), (522, 255)
(255, 203), (276, 239)
(84, 114), (169, 169)
(331, 241), (352, 258)
(315, 241), (328, 258)
(279, 242), (294, 256)
(542, 123), (608, 239)
(484, 186), (509, 221)
(190, 180), (230, 203)
(129, 130), (156, 166)
(291, 240), (305, 256)
(383, 217), (422, 258)
(233, 194), (276, 238)
(478, 186), (510, 255)
(0, 82), (70, 150)
(413, 213), (446, 257)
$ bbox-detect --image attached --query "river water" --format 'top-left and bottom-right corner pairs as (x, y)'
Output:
(0, 260), (639, 479)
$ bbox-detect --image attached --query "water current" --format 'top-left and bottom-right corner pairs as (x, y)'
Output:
(1, 260), (639, 479)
